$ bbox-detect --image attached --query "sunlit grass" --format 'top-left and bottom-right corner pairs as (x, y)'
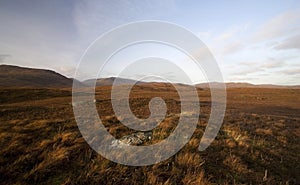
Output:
(0, 87), (299, 184)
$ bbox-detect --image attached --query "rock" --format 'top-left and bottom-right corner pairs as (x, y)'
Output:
(110, 131), (152, 148)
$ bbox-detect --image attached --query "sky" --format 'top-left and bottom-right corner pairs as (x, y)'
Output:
(0, 0), (299, 85)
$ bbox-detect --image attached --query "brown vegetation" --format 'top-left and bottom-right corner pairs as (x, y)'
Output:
(0, 65), (77, 87)
(0, 85), (299, 184)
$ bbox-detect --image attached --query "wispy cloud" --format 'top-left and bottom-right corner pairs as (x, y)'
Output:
(260, 58), (285, 68)
(239, 58), (285, 69)
(0, 54), (11, 64)
(280, 68), (300, 75)
(226, 76), (255, 82)
(72, 0), (177, 43)
(253, 9), (300, 42)
(199, 9), (300, 85)
(0, 1), (299, 85)
(231, 68), (264, 76)
(227, 57), (288, 84)
(0, 1), (81, 74)
(206, 24), (250, 56)
(214, 31), (236, 43)
(214, 27), (241, 43)
(197, 31), (211, 40)
(274, 34), (300, 50)
(221, 41), (244, 55)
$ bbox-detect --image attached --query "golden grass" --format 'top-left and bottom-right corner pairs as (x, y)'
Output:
(0, 87), (299, 184)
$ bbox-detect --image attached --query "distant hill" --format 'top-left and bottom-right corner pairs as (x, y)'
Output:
(196, 82), (300, 89)
(0, 65), (83, 88)
(83, 77), (197, 87)
(83, 77), (139, 86)
(1, 64), (299, 89)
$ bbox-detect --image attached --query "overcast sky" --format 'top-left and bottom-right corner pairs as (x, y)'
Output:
(0, 0), (299, 85)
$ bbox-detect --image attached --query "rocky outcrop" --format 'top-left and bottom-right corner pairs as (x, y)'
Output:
(111, 131), (152, 148)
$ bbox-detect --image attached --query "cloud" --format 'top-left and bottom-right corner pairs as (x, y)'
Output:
(239, 58), (285, 69)
(215, 31), (235, 42)
(221, 41), (244, 55)
(0, 54), (11, 63)
(197, 31), (211, 40)
(214, 28), (240, 43)
(72, 0), (177, 43)
(280, 68), (300, 75)
(253, 9), (300, 42)
(227, 76), (255, 82)
(231, 67), (264, 76)
(209, 24), (250, 56)
(214, 23), (251, 42)
(260, 58), (285, 68)
(231, 58), (286, 78)
(0, 1), (81, 73)
(274, 34), (300, 50)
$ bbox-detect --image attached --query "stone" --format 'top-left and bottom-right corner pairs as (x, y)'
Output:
(110, 131), (152, 148)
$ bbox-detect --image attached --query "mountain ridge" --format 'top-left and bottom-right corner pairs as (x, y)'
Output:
(0, 64), (82, 88)
(1, 65), (299, 89)
(196, 82), (300, 89)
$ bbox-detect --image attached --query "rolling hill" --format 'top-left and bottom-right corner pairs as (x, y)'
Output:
(83, 77), (138, 86)
(0, 65), (82, 88)
(196, 82), (300, 89)
(1, 64), (299, 89)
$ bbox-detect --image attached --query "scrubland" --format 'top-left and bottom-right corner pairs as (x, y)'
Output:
(0, 86), (299, 184)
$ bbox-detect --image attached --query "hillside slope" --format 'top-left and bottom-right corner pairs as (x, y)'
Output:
(0, 65), (78, 87)
(83, 77), (138, 86)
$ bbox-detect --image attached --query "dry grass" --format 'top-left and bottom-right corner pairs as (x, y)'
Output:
(0, 86), (299, 184)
